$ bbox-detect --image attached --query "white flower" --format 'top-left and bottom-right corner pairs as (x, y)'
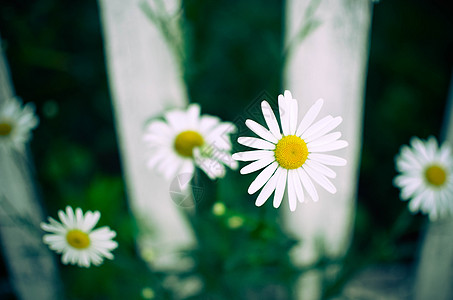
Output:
(143, 103), (238, 180)
(0, 97), (39, 152)
(41, 206), (118, 268)
(394, 136), (453, 220)
(232, 90), (348, 211)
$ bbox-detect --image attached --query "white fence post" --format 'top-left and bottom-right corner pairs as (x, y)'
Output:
(0, 37), (61, 300)
(97, 0), (195, 271)
(283, 0), (372, 298)
(413, 73), (453, 300)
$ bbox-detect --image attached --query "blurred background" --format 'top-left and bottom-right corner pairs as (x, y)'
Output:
(0, 0), (452, 299)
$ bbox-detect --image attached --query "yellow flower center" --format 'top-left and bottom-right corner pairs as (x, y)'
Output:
(66, 229), (91, 249)
(174, 130), (204, 157)
(274, 135), (308, 170)
(424, 165), (447, 187)
(0, 122), (13, 136)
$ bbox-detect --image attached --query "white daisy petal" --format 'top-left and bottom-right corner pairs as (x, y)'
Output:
(206, 123), (236, 150)
(199, 115), (221, 134)
(289, 99), (298, 135)
(187, 104), (201, 128)
(278, 94), (290, 136)
(439, 144), (451, 162)
(160, 156), (182, 180)
(308, 140), (348, 153)
(197, 156), (226, 180)
(425, 136), (437, 159)
(212, 150), (238, 170)
(144, 120), (172, 137)
(290, 169), (305, 203)
(40, 223), (58, 234)
(300, 115), (333, 139)
(411, 137), (430, 161)
(80, 252), (90, 267)
(273, 168), (288, 208)
(75, 208), (84, 227)
(247, 162), (279, 195)
(43, 234), (65, 243)
(303, 116), (342, 142)
(90, 227), (117, 240)
(180, 159), (195, 176)
(396, 159), (421, 173)
(287, 171), (297, 211)
(393, 174), (423, 196)
(60, 206), (73, 228)
(261, 101), (282, 140)
(255, 167), (281, 207)
(82, 211), (100, 232)
(283, 90), (293, 100)
(308, 153), (347, 166)
(439, 189), (452, 216)
(41, 218), (65, 233)
(304, 164), (337, 194)
(69, 250), (78, 265)
(232, 150), (274, 161)
(62, 251), (71, 265)
(394, 175), (417, 188)
(147, 149), (170, 169)
(94, 239), (118, 251)
(297, 168), (319, 201)
(245, 119), (278, 143)
(421, 190), (435, 213)
(240, 155), (275, 175)
(237, 137), (276, 150)
(400, 180), (422, 200)
(88, 253), (103, 266)
(306, 132), (341, 148)
(205, 136), (232, 152)
(143, 133), (171, 146)
(164, 110), (186, 131)
(296, 98), (324, 136)
(397, 146), (422, 170)
(305, 160), (336, 178)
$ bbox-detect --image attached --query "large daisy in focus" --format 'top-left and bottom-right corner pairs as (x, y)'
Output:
(394, 136), (453, 220)
(143, 104), (237, 180)
(0, 97), (39, 152)
(232, 90), (348, 211)
(41, 206), (118, 268)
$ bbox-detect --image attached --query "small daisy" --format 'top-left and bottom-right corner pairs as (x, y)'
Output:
(41, 206), (118, 268)
(232, 90), (348, 211)
(0, 97), (39, 152)
(143, 104), (238, 180)
(394, 136), (453, 220)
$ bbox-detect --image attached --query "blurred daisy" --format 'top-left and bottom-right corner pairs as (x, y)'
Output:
(232, 90), (347, 211)
(143, 104), (237, 180)
(41, 206), (118, 268)
(0, 97), (39, 152)
(394, 136), (453, 220)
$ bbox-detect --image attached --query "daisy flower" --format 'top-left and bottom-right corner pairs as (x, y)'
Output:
(41, 206), (118, 268)
(0, 97), (39, 152)
(232, 90), (348, 211)
(143, 104), (238, 180)
(394, 136), (453, 220)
